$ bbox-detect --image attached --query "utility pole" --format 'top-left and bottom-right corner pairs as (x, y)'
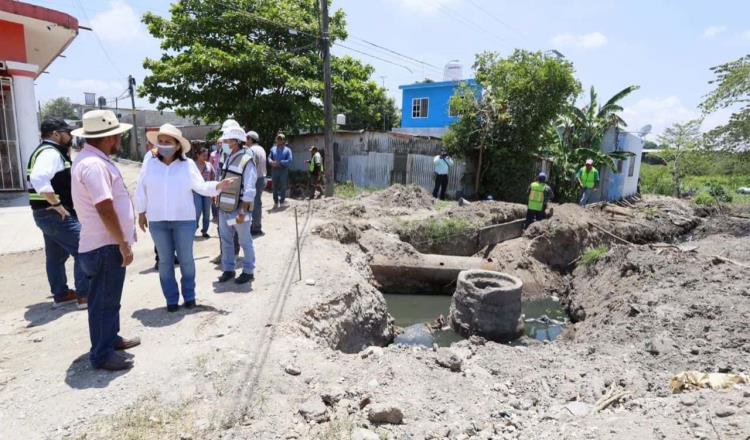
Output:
(320, 0), (335, 197)
(127, 75), (138, 158)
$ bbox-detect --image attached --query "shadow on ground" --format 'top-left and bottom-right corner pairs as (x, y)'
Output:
(24, 302), (81, 327)
(64, 353), (130, 389)
(212, 280), (254, 294)
(131, 304), (229, 327)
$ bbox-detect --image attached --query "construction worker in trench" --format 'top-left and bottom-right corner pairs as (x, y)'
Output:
(524, 172), (554, 229)
(577, 158), (600, 207)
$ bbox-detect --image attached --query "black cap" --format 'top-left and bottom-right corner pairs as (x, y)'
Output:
(41, 118), (76, 134)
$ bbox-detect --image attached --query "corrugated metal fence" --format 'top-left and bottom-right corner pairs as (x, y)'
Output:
(288, 131), (473, 197)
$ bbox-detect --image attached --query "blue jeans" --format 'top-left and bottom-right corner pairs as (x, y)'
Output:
(271, 168), (289, 204)
(79, 245), (126, 368)
(218, 209), (255, 273)
(579, 188), (593, 207)
(252, 176), (265, 232)
(32, 209), (88, 300)
(193, 192), (211, 233)
(149, 221), (197, 306)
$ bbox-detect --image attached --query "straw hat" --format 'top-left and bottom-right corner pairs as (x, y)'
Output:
(71, 110), (132, 138)
(146, 123), (191, 154)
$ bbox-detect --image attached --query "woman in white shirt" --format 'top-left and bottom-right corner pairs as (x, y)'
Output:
(136, 124), (234, 312)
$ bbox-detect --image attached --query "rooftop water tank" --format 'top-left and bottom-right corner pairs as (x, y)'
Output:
(444, 60), (463, 81)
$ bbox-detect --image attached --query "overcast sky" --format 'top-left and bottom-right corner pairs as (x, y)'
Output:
(27, 0), (750, 138)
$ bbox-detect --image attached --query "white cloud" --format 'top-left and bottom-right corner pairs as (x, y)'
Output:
(743, 29), (750, 39)
(621, 96), (699, 139)
(702, 25), (727, 39)
(386, 0), (463, 14)
(90, 1), (148, 42)
(550, 32), (608, 50)
(55, 78), (127, 101)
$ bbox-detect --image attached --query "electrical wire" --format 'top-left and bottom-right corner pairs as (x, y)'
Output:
(72, 0), (124, 76)
(433, 0), (508, 48)
(465, 0), (527, 42)
(333, 42), (414, 73)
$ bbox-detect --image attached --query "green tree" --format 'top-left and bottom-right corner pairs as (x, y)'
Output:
(543, 85), (639, 202)
(657, 119), (703, 197)
(701, 54), (750, 150)
(140, 0), (390, 145)
(41, 97), (77, 121)
(444, 50), (580, 201)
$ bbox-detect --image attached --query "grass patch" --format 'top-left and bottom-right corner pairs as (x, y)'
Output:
(436, 199), (454, 210)
(397, 217), (473, 249)
(335, 181), (377, 199)
(580, 245), (609, 266)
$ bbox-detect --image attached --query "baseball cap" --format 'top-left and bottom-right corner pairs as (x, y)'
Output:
(585, 159), (594, 165)
(41, 118), (76, 134)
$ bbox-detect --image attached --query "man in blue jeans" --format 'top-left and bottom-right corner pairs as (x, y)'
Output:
(28, 118), (88, 309)
(216, 126), (257, 284)
(246, 130), (267, 236)
(71, 110), (140, 371)
(268, 133), (293, 208)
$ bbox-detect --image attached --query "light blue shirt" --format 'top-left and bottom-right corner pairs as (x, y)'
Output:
(433, 155), (454, 175)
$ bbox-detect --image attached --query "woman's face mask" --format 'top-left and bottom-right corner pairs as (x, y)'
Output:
(157, 144), (177, 158)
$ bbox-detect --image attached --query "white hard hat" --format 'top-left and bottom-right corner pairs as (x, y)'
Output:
(221, 119), (241, 131)
(222, 127), (246, 142)
(246, 130), (259, 142)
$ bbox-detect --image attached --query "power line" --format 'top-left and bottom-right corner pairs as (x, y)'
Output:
(433, 0), (508, 48)
(72, 0), (124, 76)
(465, 0), (527, 42)
(348, 34), (439, 69)
(334, 43), (414, 74)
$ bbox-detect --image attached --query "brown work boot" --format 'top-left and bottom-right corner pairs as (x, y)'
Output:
(77, 296), (88, 310)
(53, 290), (77, 308)
(114, 336), (141, 350)
(98, 353), (133, 371)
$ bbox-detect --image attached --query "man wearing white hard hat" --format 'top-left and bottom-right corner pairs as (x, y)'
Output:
(246, 130), (267, 235)
(576, 159), (599, 207)
(216, 125), (258, 284)
(71, 110), (139, 371)
(135, 124), (235, 311)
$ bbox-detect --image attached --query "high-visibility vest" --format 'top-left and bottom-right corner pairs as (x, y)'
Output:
(528, 181), (546, 211)
(27, 141), (73, 210)
(217, 150), (255, 212)
(579, 167), (598, 189)
(308, 153), (324, 173)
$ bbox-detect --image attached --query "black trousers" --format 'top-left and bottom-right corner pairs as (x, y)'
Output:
(524, 209), (546, 229)
(433, 174), (449, 199)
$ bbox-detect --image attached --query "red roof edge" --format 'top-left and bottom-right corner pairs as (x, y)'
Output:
(0, 0), (79, 31)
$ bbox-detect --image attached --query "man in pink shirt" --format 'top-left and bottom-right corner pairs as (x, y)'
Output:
(71, 110), (141, 371)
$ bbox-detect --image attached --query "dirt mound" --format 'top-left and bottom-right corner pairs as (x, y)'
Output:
(313, 221), (365, 244)
(441, 200), (527, 225)
(362, 184), (436, 211)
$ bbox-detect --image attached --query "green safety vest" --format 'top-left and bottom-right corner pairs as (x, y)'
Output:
(579, 167), (598, 189)
(309, 154), (324, 173)
(27, 142), (71, 203)
(528, 181), (546, 211)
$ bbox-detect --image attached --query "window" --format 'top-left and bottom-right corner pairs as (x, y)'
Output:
(616, 159), (624, 174)
(411, 97), (428, 118)
(627, 157), (636, 177)
(448, 101), (459, 117)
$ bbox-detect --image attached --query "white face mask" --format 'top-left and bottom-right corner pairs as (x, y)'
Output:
(157, 144), (177, 157)
(221, 142), (232, 155)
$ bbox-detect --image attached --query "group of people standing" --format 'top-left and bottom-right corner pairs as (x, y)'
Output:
(25, 110), (300, 371)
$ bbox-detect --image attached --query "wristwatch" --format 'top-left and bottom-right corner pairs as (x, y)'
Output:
(51, 201), (62, 207)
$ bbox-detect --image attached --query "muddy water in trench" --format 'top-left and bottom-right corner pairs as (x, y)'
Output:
(384, 294), (567, 347)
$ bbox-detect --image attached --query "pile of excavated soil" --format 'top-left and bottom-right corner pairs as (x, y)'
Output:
(365, 184), (437, 211)
(316, 185), (437, 221)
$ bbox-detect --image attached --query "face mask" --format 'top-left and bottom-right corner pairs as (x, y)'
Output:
(157, 144), (177, 157)
(210, 144), (217, 152)
(221, 143), (232, 155)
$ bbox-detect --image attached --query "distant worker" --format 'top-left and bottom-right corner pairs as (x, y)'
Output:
(268, 133), (293, 208)
(28, 118), (88, 309)
(577, 159), (599, 207)
(524, 172), (554, 229)
(305, 146), (324, 200)
(246, 130), (267, 236)
(433, 148), (453, 200)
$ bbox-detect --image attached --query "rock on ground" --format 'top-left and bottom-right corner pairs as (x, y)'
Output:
(367, 403), (404, 425)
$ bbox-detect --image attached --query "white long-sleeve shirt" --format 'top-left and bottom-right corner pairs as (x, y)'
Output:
(135, 156), (219, 221)
(28, 141), (65, 193)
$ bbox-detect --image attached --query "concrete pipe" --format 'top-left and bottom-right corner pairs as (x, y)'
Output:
(449, 269), (524, 342)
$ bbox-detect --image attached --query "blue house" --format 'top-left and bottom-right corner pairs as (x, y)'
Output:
(394, 79), (481, 138)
